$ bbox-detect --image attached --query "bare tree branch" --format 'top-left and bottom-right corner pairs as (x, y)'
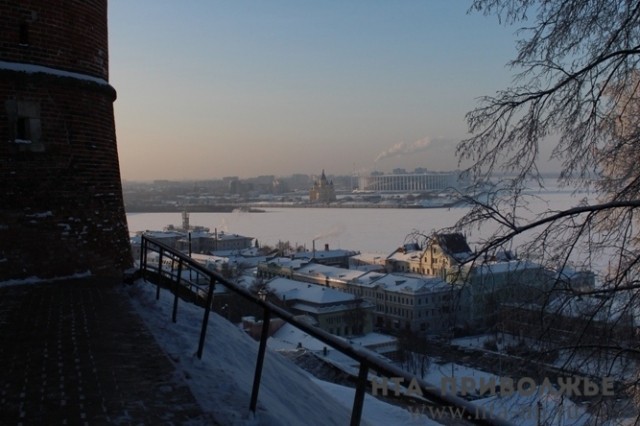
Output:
(454, 1), (640, 421)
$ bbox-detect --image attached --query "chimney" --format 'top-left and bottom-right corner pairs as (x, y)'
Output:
(325, 243), (329, 251)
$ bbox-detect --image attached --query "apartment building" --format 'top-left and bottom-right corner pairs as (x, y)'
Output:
(257, 259), (458, 334)
(350, 272), (459, 334)
(265, 277), (375, 336)
(453, 259), (553, 329)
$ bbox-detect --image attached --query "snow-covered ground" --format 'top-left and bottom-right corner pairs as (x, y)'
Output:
(5, 276), (628, 424)
(0, 271), (92, 288)
(473, 390), (589, 426)
(311, 379), (441, 426)
(123, 280), (439, 425)
(452, 333), (639, 382)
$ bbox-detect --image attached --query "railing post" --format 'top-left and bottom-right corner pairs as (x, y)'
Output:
(250, 308), (271, 413)
(197, 276), (216, 359)
(172, 259), (183, 323)
(156, 247), (164, 300)
(139, 236), (146, 281)
(350, 362), (369, 426)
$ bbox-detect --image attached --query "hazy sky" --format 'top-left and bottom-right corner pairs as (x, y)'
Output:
(108, 1), (519, 181)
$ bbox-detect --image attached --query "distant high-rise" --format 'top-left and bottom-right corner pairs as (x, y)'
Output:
(0, 1), (131, 280)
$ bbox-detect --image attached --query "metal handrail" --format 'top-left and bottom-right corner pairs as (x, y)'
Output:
(139, 235), (512, 426)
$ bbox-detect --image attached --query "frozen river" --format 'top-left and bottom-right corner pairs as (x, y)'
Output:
(126, 189), (586, 255)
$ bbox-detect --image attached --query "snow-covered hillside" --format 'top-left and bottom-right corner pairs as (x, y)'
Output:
(123, 281), (437, 425)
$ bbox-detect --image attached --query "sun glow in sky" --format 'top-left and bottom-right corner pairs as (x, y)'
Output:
(108, 0), (518, 181)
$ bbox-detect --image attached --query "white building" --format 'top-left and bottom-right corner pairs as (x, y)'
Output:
(351, 272), (459, 334)
(453, 259), (552, 329)
(358, 170), (467, 193)
(257, 259), (459, 334)
(266, 277), (375, 336)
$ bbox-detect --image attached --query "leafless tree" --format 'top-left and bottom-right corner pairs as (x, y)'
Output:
(454, 0), (640, 422)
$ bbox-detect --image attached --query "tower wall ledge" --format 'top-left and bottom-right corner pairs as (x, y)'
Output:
(0, 60), (115, 100)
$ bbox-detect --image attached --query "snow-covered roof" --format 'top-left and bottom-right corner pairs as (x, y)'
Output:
(226, 255), (268, 268)
(269, 323), (396, 356)
(262, 257), (309, 269)
(371, 273), (450, 294)
(350, 264), (386, 273)
(350, 271), (388, 288)
(293, 248), (358, 260)
(434, 233), (473, 262)
(191, 253), (222, 263)
(349, 252), (387, 264)
(290, 301), (371, 315)
(347, 332), (397, 348)
(468, 259), (545, 275)
(546, 292), (635, 324)
(143, 230), (185, 240)
(350, 271), (450, 293)
(386, 248), (422, 262)
(269, 322), (328, 352)
(217, 232), (253, 241)
(267, 277), (356, 305)
(554, 266), (596, 280)
(295, 263), (366, 282)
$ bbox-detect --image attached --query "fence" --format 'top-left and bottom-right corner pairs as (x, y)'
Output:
(139, 235), (512, 426)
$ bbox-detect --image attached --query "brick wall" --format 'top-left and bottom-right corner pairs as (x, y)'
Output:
(0, 0), (109, 79)
(0, 1), (131, 280)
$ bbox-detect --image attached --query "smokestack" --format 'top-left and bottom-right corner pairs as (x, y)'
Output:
(325, 243), (329, 251)
(182, 210), (190, 231)
(312, 240), (316, 258)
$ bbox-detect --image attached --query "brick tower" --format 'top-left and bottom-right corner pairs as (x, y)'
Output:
(0, 1), (131, 280)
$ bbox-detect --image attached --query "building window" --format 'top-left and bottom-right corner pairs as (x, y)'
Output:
(16, 117), (31, 140)
(5, 100), (43, 152)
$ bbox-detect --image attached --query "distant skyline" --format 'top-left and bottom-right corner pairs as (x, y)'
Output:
(108, 1), (522, 181)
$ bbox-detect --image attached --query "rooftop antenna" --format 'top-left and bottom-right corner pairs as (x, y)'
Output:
(352, 162), (356, 191)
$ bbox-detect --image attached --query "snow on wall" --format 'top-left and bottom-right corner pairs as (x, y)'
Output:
(0, 60), (109, 86)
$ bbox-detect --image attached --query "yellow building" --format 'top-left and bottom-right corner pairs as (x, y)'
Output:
(309, 170), (337, 203)
(386, 233), (473, 278)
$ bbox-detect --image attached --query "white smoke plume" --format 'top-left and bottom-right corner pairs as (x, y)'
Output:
(216, 218), (229, 233)
(374, 137), (432, 163)
(313, 224), (345, 241)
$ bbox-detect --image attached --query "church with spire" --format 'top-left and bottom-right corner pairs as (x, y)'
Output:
(309, 170), (337, 203)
